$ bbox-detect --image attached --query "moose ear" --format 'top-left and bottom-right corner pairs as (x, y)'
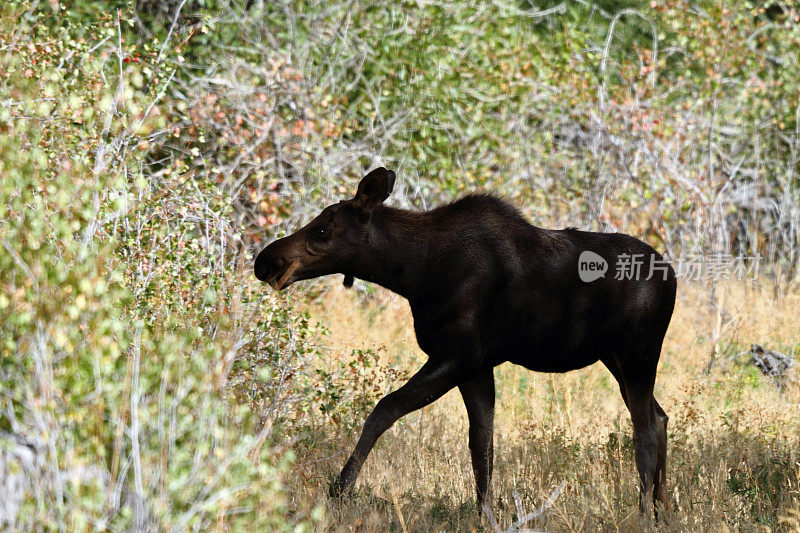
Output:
(353, 167), (395, 209)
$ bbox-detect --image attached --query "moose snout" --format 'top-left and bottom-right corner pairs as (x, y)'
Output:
(253, 245), (288, 283)
(254, 238), (305, 290)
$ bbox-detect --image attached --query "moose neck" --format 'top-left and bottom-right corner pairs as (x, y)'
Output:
(349, 206), (431, 302)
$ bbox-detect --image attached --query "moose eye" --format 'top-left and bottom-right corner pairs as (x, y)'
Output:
(315, 226), (328, 241)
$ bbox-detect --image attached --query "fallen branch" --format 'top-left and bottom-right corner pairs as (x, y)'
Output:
(724, 344), (795, 389)
(482, 481), (567, 533)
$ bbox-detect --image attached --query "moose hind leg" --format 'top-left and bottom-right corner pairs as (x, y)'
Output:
(652, 398), (669, 512)
(626, 383), (660, 515)
(612, 333), (666, 517)
(605, 355), (666, 512)
(458, 370), (495, 510)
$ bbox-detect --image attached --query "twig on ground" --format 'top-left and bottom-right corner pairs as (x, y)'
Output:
(482, 481), (567, 533)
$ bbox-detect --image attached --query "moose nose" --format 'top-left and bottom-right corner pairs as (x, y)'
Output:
(254, 247), (287, 282)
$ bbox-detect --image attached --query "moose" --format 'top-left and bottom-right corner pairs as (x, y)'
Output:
(254, 168), (676, 515)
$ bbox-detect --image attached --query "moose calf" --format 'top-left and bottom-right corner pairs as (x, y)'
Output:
(254, 168), (676, 515)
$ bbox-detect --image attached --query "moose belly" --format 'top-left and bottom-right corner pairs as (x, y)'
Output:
(486, 293), (620, 373)
(506, 347), (604, 373)
(498, 326), (610, 373)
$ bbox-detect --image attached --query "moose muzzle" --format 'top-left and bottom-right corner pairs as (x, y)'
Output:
(254, 240), (302, 290)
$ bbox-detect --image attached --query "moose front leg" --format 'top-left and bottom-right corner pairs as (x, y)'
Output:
(331, 358), (470, 497)
(459, 370), (495, 510)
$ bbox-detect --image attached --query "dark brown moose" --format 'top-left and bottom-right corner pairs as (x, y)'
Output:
(254, 168), (676, 515)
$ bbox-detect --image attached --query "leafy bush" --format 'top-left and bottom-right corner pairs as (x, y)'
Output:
(163, 0), (800, 277)
(0, 3), (320, 529)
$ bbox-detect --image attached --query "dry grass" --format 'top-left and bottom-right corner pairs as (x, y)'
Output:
(284, 280), (800, 532)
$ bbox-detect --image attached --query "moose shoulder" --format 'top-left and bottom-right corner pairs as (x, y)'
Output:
(254, 168), (676, 515)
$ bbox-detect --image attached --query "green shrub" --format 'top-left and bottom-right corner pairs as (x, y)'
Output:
(0, 4), (318, 529)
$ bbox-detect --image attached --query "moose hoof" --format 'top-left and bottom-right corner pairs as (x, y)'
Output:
(328, 475), (349, 499)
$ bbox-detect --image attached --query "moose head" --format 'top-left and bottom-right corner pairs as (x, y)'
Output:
(254, 167), (396, 290)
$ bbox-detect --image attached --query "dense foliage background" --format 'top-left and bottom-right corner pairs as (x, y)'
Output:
(1, 0), (798, 530)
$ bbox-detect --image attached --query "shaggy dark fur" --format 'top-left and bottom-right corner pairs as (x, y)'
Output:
(255, 168), (676, 515)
